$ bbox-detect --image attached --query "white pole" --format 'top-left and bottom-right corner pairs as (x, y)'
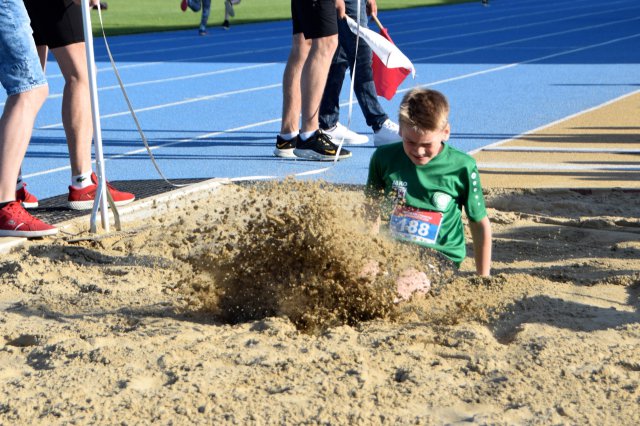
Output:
(80, 0), (109, 233)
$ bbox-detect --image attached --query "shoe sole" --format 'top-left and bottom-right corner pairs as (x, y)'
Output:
(68, 198), (135, 211)
(293, 149), (352, 161)
(0, 228), (58, 238)
(273, 148), (297, 158)
(21, 201), (39, 209)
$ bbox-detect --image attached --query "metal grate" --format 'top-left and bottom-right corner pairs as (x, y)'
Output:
(32, 178), (208, 225)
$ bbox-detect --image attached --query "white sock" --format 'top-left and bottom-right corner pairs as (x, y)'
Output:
(299, 130), (316, 141)
(279, 131), (298, 141)
(72, 171), (93, 189)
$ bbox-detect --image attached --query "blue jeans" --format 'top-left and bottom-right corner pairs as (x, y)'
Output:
(188, 0), (211, 32)
(319, 0), (388, 132)
(0, 0), (47, 96)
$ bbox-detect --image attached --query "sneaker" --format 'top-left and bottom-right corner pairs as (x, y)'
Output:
(180, 0), (188, 11)
(225, 0), (235, 18)
(273, 135), (297, 158)
(16, 183), (39, 208)
(373, 119), (401, 147)
(199, 29), (208, 36)
(67, 173), (135, 210)
(222, 20), (230, 30)
(322, 122), (369, 145)
(293, 130), (352, 161)
(92, 2), (108, 10)
(0, 201), (57, 238)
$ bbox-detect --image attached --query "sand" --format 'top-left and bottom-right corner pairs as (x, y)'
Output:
(1, 179), (638, 425)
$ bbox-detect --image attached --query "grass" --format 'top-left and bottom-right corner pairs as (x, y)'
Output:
(91, 0), (475, 36)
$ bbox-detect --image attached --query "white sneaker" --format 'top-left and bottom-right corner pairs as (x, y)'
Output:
(323, 122), (369, 145)
(373, 119), (401, 147)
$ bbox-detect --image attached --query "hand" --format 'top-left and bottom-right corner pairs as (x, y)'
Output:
(394, 268), (431, 303)
(366, 0), (378, 17)
(335, 0), (346, 19)
(73, 0), (100, 7)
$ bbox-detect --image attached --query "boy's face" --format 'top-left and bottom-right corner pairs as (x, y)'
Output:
(400, 123), (450, 166)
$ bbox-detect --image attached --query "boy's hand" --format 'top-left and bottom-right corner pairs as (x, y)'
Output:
(395, 268), (431, 303)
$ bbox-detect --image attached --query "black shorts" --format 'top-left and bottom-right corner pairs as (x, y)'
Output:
(291, 0), (338, 39)
(24, 0), (84, 49)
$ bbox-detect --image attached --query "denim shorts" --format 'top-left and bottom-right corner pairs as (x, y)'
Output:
(0, 0), (47, 97)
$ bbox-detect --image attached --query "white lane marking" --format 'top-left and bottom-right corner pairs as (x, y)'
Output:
(482, 147), (640, 153)
(478, 162), (640, 171)
(469, 89), (640, 155)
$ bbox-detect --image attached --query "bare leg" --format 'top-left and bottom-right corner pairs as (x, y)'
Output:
(280, 33), (311, 135)
(51, 42), (93, 176)
(300, 34), (338, 133)
(0, 86), (49, 202)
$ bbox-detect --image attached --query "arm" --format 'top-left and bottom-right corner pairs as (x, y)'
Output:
(73, 0), (100, 6)
(469, 216), (492, 276)
(335, 0), (346, 19)
(366, 0), (378, 17)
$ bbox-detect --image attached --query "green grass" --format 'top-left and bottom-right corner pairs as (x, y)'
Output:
(92, 0), (475, 36)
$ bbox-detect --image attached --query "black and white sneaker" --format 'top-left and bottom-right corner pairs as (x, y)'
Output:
(273, 135), (297, 158)
(293, 130), (352, 161)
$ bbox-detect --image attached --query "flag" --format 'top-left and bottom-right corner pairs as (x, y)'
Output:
(344, 16), (415, 100)
(371, 28), (412, 100)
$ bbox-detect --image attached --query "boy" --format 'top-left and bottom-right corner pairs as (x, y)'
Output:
(366, 88), (492, 276)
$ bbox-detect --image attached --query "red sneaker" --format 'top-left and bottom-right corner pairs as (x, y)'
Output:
(180, 0), (188, 11)
(67, 173), (135, 210)
(0, 201), (57, 238)
(16, 183), (39, 208)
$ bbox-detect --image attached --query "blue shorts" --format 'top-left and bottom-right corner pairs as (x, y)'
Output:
(0, 0), (47, 97)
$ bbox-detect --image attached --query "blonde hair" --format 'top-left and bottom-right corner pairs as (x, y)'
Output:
(398, 88), (449, 133)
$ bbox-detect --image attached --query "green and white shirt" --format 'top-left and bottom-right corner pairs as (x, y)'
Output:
(366, 142), (487, 265)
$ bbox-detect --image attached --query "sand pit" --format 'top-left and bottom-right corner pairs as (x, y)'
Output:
(1, 181), (639, 424)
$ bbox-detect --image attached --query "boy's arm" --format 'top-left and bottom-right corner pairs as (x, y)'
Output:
(469, 216), (492, 276)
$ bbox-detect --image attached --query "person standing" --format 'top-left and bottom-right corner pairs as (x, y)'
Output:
(0, 0), (56, 237)
(17, 0), (135, 211)
(274, 0), (353, 161)
(319, 0), (400, 147)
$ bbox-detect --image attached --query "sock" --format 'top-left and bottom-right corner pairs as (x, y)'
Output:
(299, 130), (316, 141)
(16, 175), (23, 191)
(279, 132), (298, 141)
(72, 171), (93, 189)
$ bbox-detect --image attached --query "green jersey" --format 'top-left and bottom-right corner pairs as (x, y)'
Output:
(366, 142), (487, 265)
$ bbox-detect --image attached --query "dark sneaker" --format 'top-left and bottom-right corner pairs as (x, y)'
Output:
(293, 130), (352, 161)
(222, 19), (230, 30)
(16, 183), (39, 208)
(273, 135), (297, 158)
(67, 173), (135, 210)
(180, 0), (188, 11)
(0, 201), (57, 238)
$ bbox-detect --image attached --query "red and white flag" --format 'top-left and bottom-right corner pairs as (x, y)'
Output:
(345, 16), (415, 100)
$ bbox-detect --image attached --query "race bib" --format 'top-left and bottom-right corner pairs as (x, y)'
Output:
(389, 205), (443, 245)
